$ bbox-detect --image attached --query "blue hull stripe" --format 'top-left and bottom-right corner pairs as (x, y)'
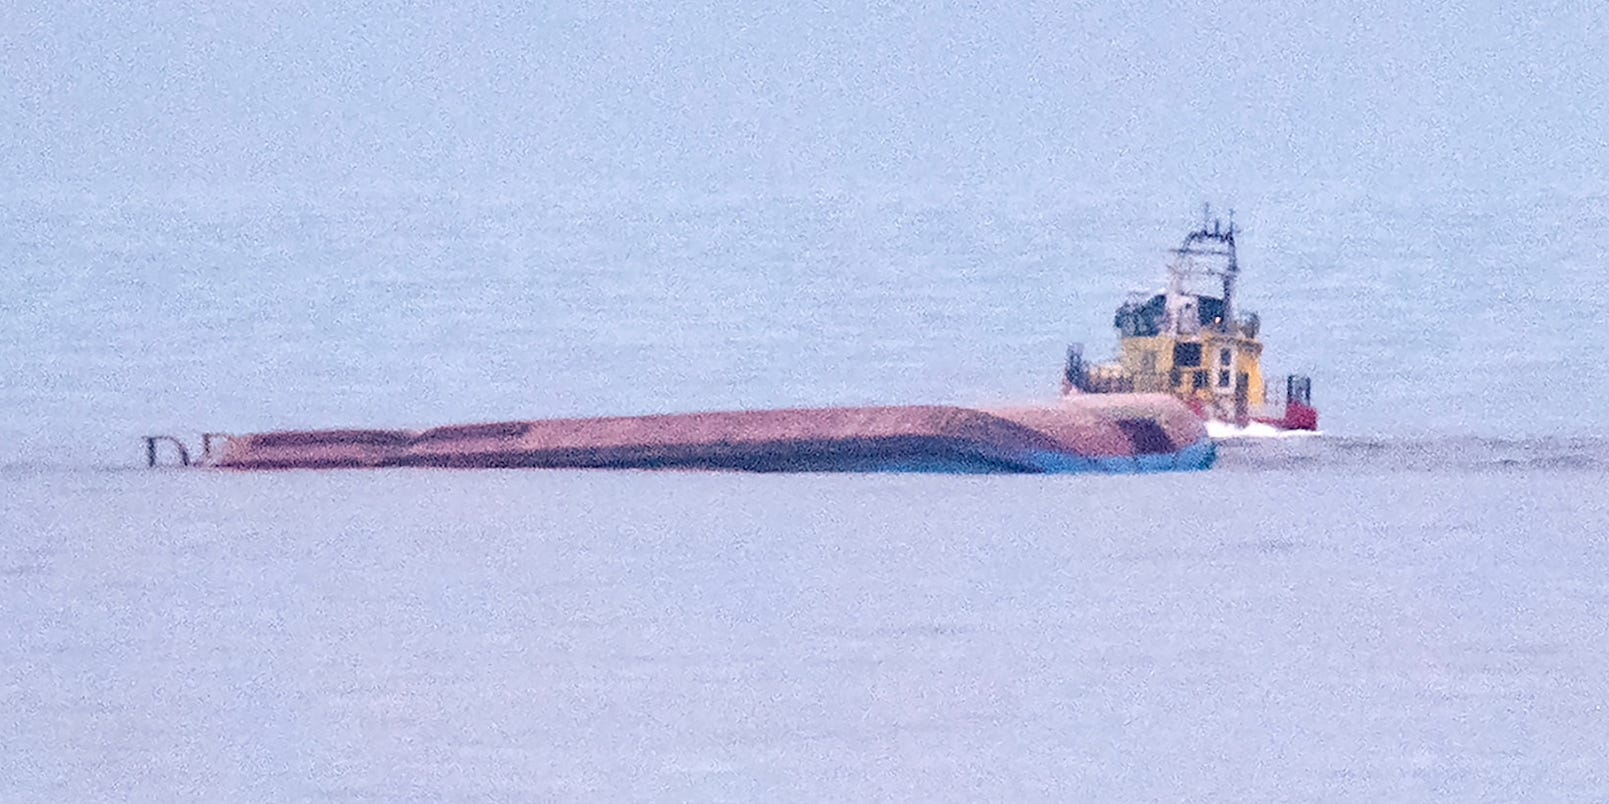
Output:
(863, 437), (1217, 475)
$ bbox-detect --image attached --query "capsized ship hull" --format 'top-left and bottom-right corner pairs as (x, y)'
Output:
(190, 393), (1213, 474)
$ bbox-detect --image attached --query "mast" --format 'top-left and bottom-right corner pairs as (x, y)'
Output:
(1170, 205), (1238, 335)
(1221, 210), (1237, 333)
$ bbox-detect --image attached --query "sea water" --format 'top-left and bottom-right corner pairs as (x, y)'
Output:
(3, 182), (1608, 800)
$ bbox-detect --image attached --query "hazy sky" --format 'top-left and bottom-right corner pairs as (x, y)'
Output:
(4, 0), (1605, 194)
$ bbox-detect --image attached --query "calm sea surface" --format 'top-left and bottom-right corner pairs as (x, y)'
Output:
(2, 182), (1607, 800)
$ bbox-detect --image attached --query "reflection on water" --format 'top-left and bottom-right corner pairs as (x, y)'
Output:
(1217, 434), (1609, 473)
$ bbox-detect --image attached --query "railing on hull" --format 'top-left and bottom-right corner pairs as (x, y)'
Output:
(143, 435), (190, 467)
(1065, 345), (1173, 394)
(1261, 375), (1313, 409)
(142, 433), (231, 468)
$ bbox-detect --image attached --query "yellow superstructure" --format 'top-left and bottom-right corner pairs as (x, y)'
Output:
(1068, 212), (1278, 424)
(1110, 328), (1266, 404)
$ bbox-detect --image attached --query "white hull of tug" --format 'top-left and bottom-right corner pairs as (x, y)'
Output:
(1205, 419), (1323, 439)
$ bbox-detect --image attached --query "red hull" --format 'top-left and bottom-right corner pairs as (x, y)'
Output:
(1250, 402), (1320, 432)
(1189, 399), (1321, 432)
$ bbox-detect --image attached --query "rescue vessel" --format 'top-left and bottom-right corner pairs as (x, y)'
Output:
(1060, 209), (1319, 435)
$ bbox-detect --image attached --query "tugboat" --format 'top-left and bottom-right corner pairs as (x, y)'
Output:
(1062, 208), (1319, 435)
